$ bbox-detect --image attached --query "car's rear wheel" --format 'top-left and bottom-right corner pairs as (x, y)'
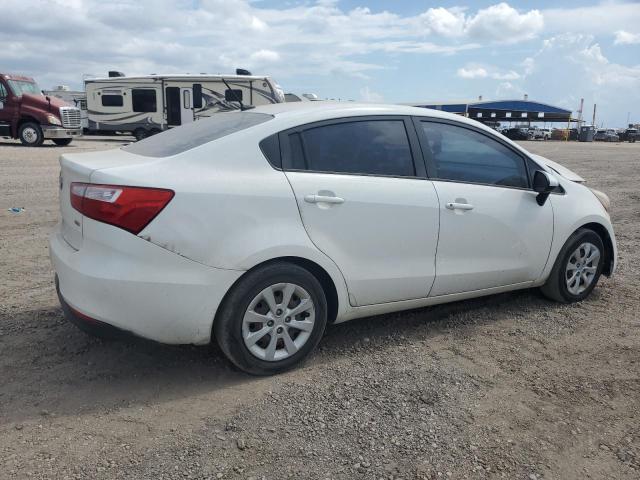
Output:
(214, 262), (327, 375)
(53, 138), (73, 146)
(541, 228), (605, 303)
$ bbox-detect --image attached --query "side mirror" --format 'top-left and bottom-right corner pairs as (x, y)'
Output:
(533, 170), (559, 206)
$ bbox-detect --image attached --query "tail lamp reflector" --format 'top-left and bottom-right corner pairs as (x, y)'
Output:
(70, 183), (174, 234)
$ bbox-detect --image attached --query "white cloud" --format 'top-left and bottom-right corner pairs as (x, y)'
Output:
(495, 81), (523, 98)
(491, 70), (520, 81)
(419, 3), (543, 42)
(614, 30), (640, 45)
(0, 0), (546, 90)
(519, 34), (640, 125)
(543, 3), (640, 37)
(249, 49), (280, 63)
(457, 64), (520, 80)
(419, 7), (466, 38)
(457, 66), (488, 79)
(465, 3), (543, 43)
(359, 86), (384, 103)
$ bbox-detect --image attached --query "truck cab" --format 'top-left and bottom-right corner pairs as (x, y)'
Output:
(0, 73), (82, 146)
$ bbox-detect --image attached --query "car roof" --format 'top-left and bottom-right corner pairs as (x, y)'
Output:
(247, 101), (534, 159)
(253, 101), (451, 118)
(252, 101), (492, 130)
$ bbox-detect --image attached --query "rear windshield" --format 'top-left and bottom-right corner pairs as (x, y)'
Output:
(123, 112), (273, 157)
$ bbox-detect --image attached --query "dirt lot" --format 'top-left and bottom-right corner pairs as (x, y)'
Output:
(0, 136), (638, 480)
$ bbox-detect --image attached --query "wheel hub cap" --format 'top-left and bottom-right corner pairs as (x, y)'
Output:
(565, 242), (600, 295)
(23, 128), (37, 143)
(242, 283), (315, 362)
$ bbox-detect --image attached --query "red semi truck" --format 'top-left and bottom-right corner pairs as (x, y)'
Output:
(0, 73), (82, 146)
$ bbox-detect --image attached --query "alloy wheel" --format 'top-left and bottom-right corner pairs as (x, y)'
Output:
(565, 242), (600, 295)
(242, 283), (315, 361)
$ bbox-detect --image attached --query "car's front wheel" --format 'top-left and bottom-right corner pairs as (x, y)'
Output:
(214, 262), (328, 375)
(19, 122), (44, 147)
(541, 228), (605, 303)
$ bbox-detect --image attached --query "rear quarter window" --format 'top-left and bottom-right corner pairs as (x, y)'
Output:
(123, 112), (273, 157)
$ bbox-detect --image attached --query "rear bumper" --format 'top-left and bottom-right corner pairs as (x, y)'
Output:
(56, 275), (134, 340)
(49, 224), (243, 345)
(43, 126), (82, 139)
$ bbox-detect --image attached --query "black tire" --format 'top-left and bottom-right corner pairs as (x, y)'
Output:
(52, 138), (73, 146)
(214, 262), (328, 375)
(18, 122), (44, 147)
(133, 128), (148, 141)
(540, 228), (605, 303)
(150, 128), (161, 136)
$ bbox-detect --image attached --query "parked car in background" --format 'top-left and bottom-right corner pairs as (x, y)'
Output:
(51, 103), (616, 375)
(0, 73), (82, 146)
(619, 128), (637, 143)
(550, 128), (566, 141)
(594, 129), (620, 142)
(528, 127), (549, 140)
(502, 127), (530, 140)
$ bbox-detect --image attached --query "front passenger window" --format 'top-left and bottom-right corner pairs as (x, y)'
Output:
(421, 122), (529, 188)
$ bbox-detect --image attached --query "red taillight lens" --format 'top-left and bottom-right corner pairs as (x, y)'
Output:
(70, 183), (174, 234)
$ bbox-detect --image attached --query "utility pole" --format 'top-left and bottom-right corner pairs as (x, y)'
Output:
(627, 112), (631, 127)
(577, 98), (584, 126)
(592, 104), (597, 127)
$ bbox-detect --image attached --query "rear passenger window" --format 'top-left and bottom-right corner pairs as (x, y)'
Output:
(298, 120), (415, 177)
(259, 134), (281, 168)
(421, 122), (528, 188)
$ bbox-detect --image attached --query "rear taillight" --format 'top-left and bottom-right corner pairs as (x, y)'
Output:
(70, 183), (174, 234)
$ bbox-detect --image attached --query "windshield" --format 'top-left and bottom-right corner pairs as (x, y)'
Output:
(7, 80), (41, 96)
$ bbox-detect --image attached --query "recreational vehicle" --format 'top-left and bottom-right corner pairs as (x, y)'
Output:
(85, 71), (285, 140)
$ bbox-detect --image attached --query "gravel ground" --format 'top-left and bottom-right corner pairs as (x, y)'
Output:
(0, 136), (638, 479)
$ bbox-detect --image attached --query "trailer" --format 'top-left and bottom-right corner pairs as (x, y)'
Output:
(85, 71), (285, 140)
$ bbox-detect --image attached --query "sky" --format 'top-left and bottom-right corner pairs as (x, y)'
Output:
(2, 0), (639, 127)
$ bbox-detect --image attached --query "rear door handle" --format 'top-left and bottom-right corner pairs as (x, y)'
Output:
(446, 202), (474, 211)
(304, 194), (345, 204)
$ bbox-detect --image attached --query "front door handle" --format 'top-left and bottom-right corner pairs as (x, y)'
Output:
(304, 194), (345, 205)
(446, 202), (474, 211)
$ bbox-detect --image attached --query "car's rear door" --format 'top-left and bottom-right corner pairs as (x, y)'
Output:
(281, 116), (440, 307)
(415, 118), (554, 297)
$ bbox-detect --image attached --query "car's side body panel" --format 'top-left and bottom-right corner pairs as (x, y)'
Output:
(51, 103), (617, 346)
(51, 218), (243, 345)
(285, 171), (440, 306)
(429, 181), (554, 296)
(536, 178), (616, 283)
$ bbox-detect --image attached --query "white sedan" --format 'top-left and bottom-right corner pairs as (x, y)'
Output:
(50, 103), (616, 375)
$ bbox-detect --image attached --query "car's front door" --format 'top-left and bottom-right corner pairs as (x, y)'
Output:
(415, 119), (554, 297)
(281, 117), (440, 306)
